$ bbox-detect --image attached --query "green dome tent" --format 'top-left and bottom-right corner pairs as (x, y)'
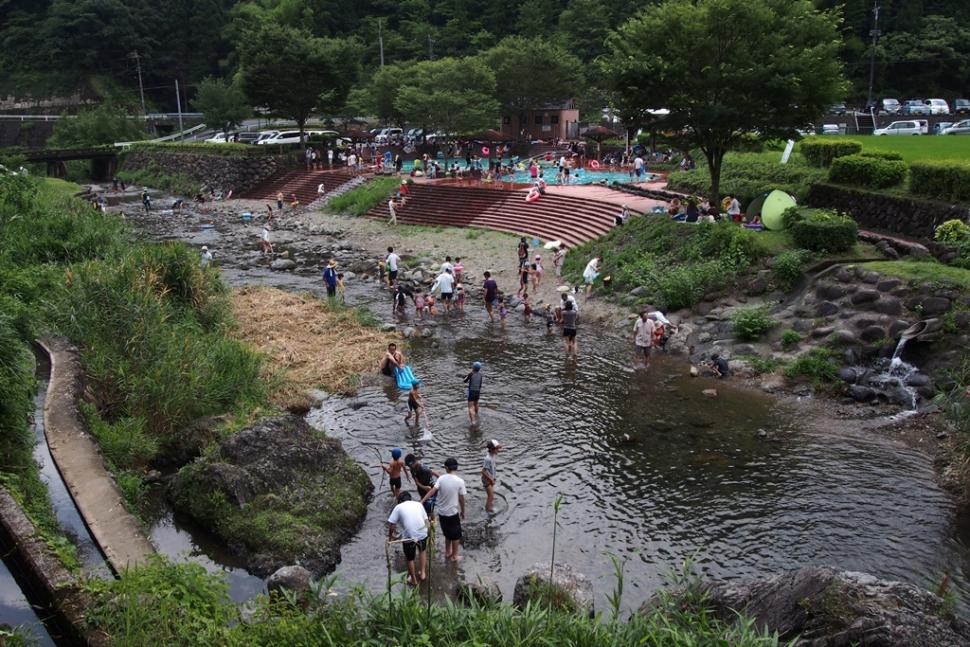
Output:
(745, 190), (796, 231)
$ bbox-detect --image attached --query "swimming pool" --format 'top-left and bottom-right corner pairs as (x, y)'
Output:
(408, 159), (656, 185)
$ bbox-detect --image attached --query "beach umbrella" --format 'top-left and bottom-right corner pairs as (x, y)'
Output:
(581, 125), (618, 160)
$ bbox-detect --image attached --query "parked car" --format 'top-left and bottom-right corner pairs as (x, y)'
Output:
(236, 132), (262, 145)
(828, 103), (847, 115)
(879, 98), (901, 114)
(821, 124), (841, 135)
(942, 119), (970, 135)
(204, 132), (232, 143)
(256, 130), (323, 145)
(933, 122), (954, 135)
(254, 131), (279, 144)
(902, 100), (932, 116)
(954, 99), (970, 115)
(375, 127), (403, 144)
(926, 99), (950, 115)
(873, 120), (925, 136)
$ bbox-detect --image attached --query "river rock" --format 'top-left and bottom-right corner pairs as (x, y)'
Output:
(907, 296), (951, 315)
(905, 373), (931, 387)
(270, 258), (298, 271)
(955, 311), (970, 330)
(745, 277), (767, 296)
(811, 326), (835, 338)
(456, 577), (503, 607)
(684, 567), (970, 646)
(380, 323), (396, 332)
(889, 320), (913, 338)
(814, 301), (839, 317)
(402, 326), (416, 338)
(702, 388), (718, 397)
(831, 329), (857, 345)
(850, 289), (880, 305)
(862, 271), (881, 284)
(267, 565), (312, 596)
(168, 415), (372, 577)
(877, 278), (902, 292)
(815, 284), (845, 301)
(860, 325), (887, 343)
(628, 285), (648, 297)
(834, 267), (855, 283)
(732, 344), (756, 356)
(872, 297), (902, 316)
(513, 563), (594, 617)
(838, 367), (858, 384)
(848, 385), (876, 402)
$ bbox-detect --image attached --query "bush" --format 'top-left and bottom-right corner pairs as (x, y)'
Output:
(859, 150), (903, 161)
(784, 348), (838, 385)
(910, 160), (970, 203)
(781, 329), (801, 349)
(666, 153), (825, 205)
(125, 142), (276, 157)
(828, 155), (907, 189)
(772, 249), (814, 290)
(800, 138), (863, 167)
(788, 208), (858, 253)
(935, 219), (970, 243)
(732, 306), (775, 341)
(117, 161), (201, 196)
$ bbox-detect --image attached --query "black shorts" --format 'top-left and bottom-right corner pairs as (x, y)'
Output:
(402, 537), (427, 561)
(439, 513), (462, 541)
(389, 476), (402, 489)
(563, 328), (577, 338)
(467, 390), (480, 402)
(389, 270), (399, 281)
(381, 364), (394, 377)
(408, 399), (418, 412)
(441, 292), (452, 302)
(326, 285), (336, 297)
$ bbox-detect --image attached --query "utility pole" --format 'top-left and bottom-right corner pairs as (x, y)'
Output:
(866, 1), (881, 110)
(428, 35), (435, 61)
(175, 79), (184, 136)
(128, 51), (147, 115)
(378, 19), (385, 68)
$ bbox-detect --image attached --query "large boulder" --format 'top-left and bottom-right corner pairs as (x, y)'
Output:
(692, 567), (970, 646)
(168, 415), (372, 577)
(267, 565), (312, 596)
(513, 563), (594, 617)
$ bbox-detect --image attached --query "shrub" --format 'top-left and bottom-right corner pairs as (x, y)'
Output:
(327, 177), (399, 216)
(801, 138), (863, 167)
(117, 160), (201, 196)
(784, 348), (838, 385)
(828, 155), (907, 189)
(859, 150), (903, 161)
(772, 249), (814, 290)
(732, 306), (775, 341)
(789, 209), (858, 253)
(781, 329), (801, 349)
(935, 219), (970, 243)
(125, 142), (276, 157)
(666, 153), (825, 205)
(910, 160), (970, 203)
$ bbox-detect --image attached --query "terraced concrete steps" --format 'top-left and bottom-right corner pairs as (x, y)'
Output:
(241, 169), (359, 204)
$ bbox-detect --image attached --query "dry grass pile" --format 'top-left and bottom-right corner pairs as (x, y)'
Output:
(231, 286), (394, 403)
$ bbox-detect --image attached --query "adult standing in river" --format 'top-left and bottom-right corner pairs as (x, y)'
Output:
(421, 457), (466, 562)
(464, 361), (483, 425)
(433, 268), (455, 315)
(405, 454), (439, 514)
(633, 310), (655, 367)
(323, 260), (338, 299)
(385, 247), (400, 288)
(387, 492), (429, 586)
(562, 301), (578, 356)
(482, 271), (499, 322)
(517, 237), (529, 270)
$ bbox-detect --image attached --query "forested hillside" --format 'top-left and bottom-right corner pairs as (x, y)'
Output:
(1, 0), (968, 110)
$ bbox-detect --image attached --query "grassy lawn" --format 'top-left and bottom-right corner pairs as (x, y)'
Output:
(326, 176), (399, 215)
(808, 135), (970, 163)
(866, 260), (970, 289)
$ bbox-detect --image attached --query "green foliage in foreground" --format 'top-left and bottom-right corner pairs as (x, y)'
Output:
(784, 349), (839, 386)
(84, 558), (786, 646)
(666, 153), (826, 206)
(327, 177), (400, 216)
(563, 217), (768, 310)
(784, 208), (858, 254)
(732, 307), (776, 341)
(828, 155), (908, 190)
(117, 160), (202, 196)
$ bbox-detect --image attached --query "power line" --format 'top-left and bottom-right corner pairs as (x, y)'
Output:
(128, 51), (147, 115)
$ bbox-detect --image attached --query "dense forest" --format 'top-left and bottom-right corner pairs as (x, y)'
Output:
(1, 0), (968, 113)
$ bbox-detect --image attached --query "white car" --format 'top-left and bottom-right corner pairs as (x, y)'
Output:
(873, 120), (925, 136)
(256, 130), (323, 145)
(926, 99), (950, 115)
(942, 120), (970, 135)
(205, 133), (231, 143)
(821, 124), (841, 135)
(375, 127), (403, 144)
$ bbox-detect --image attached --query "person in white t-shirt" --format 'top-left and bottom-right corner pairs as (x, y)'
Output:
(385, 246), (400, 288)
(634, 155), (645, 179)
(433, 268), (455, 314)
(633, 310), (656, 366)
(387, 492), (430, 585)
(421, 457), (466, 561)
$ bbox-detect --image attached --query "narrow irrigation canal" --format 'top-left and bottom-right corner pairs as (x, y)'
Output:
(13, 199), (965, 620)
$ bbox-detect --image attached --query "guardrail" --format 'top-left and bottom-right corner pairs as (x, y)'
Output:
(0, 113), (204, 121)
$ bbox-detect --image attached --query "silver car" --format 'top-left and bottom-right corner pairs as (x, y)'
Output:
(943, 120), (970, 135)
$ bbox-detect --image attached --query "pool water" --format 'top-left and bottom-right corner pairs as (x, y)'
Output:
(411, 158), (656, 185)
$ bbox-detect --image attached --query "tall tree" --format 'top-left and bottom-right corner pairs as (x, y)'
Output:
(479, 36), (584, 116)
(394, 57), (499, 163)
(47, 103), (146, 148)
(193, 77), (250, 140)
(603, 0), (846, 204)
(237, 24), (358, 143)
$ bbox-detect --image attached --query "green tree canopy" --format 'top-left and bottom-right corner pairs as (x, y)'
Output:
(394, 57), (499, 160)
(479, 36), (584, 115)
(47, 103), (145, 148)
(193, 77), (250, 139)
(237, 24), (358, 141)
(603, 0), (846, 203)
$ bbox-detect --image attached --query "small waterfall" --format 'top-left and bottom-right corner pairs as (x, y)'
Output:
(867, 321), (929, 410)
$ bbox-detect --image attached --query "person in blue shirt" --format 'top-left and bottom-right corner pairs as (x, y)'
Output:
(323, 259), (338, 298)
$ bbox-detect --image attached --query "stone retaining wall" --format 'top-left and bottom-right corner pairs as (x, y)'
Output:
(120, 150), (291, 194)
(807, 182), (968, 239)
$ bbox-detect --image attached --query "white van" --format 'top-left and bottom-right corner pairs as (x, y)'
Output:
(256, 130), (322, 145)
(873, 120), (926, 136)
(926, 99), (950, 115)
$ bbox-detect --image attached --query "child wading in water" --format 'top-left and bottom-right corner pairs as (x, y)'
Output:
(498, 297), (509, 328)
(455, 283), (465, 312)
(405, 382), (428, 428)
(414, 289), (426, 320)
(381, 448), (410, 498)
(481, 439), (501, 513)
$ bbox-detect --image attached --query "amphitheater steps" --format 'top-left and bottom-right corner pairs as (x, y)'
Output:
(240, 169), (359, 204)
